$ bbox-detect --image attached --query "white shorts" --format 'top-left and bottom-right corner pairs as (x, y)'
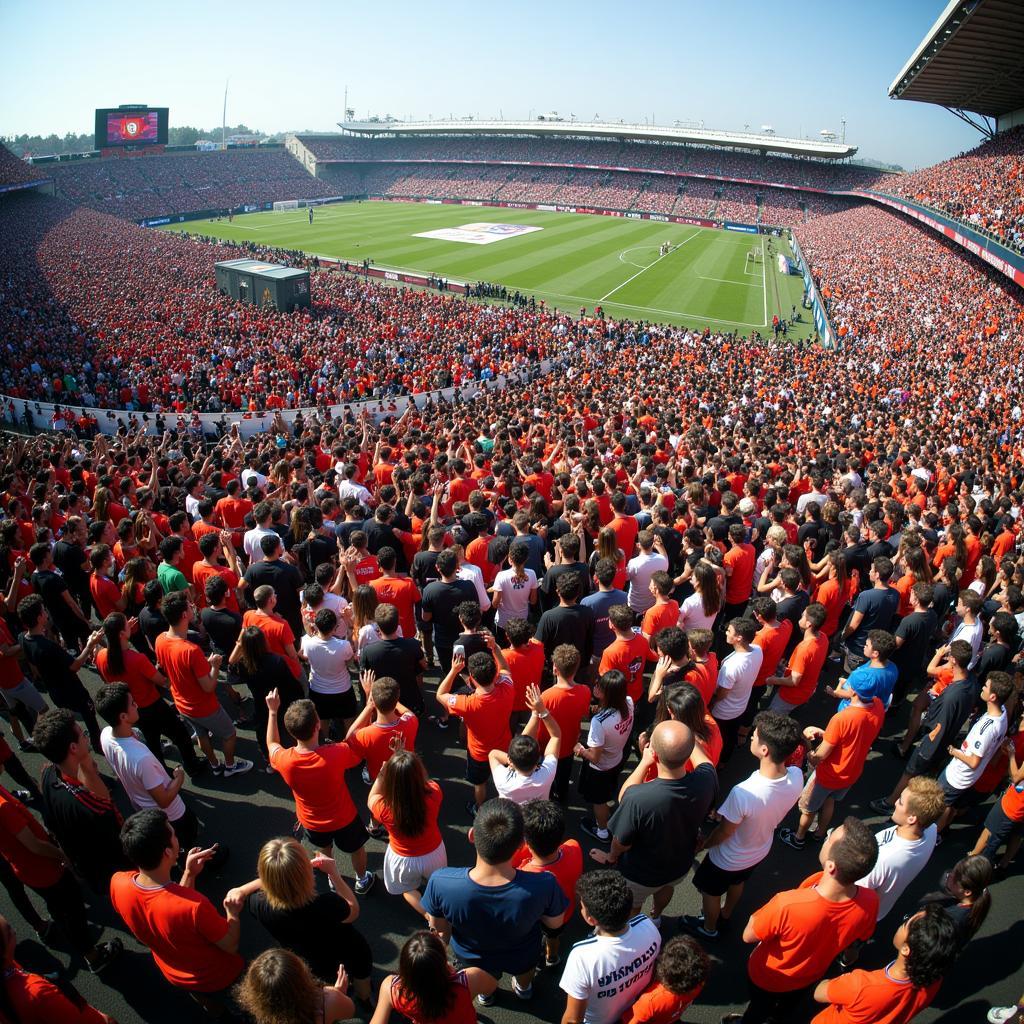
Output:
(383, 840), (447, 895)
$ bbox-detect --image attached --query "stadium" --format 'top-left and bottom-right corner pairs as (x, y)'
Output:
(0, 0), (1023, 1022)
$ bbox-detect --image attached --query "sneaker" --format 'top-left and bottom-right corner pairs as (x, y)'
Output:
(869, 797), (894, 816)
(580, 817), (610, 843)
(680, 914), (719, 940)
(428, 715), (449, 730)
(87, 938), (123, 974)
(361, 765), (371, 785)
(17, 739), (36, 753)
(778, 827), (806, 850)
(209, 760), (225, 775)
(366, 822), (387, 841)
(476, 992), (496, 1007)
(222, 758), (253, 777)
(12, 790), (33, 804)
(354, 872), (376, 895)
(989, 1007), (1023, 1024)
(511, 978), (533, 1001)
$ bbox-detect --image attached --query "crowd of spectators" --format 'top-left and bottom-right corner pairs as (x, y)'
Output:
(0, 147), (50, 189)
(874, 126), (1024, 255)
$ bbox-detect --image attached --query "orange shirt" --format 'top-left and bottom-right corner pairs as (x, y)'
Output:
(816, 577), (852, 637)
(445, 676), (514, 761)
(0, 787), (64, 888)
(642, 600), (681, 658)
(96, 647), (161, 708)
(192, 562), (240, 612)
(599, 633), (650, 703)
(154, 633), (218, 719)
(242, 611), (300, 679)
(370, 781), (443, 857)
(512, 839), (583, 920)
(503, 639), (545, 711)
(0, 620), (26, 690)
(369, 575), (421, 641)
(622, 979), (702, 1024)
(753, 620), (793, 687)
(810, 966), (939, 1024)
(748, 872), (878, 993)
(776, 631), (829, 707)
(214, 496), (252, 530)
(814, 699), (885, 789)
(348, 712), (419, 780)
(724, 542), (756, 603)
(537, 682), (592, 758)
(353, 554), (381, 586)
(609, 514), (639, 559)
(109, 871), (243, 993)
(685, 655), (718, 707)
(89, 573), (123, 620)
(270, 742), (360, 830)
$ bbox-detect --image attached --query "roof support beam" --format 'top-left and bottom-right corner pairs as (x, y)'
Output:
(942, 106), (996, 138)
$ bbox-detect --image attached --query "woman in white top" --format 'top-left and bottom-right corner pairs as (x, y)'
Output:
(299, 607), (357, 736)
(678, 562), (722, 631)
(300, 581), (351, 639)
(491, 543), (538, 636)
(575, 670), (634, 843)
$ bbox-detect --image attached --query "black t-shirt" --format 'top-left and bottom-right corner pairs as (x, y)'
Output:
(244, 559), (304, 636)
(335, 521), (363, 548)
(848, 586), (900, 656)
(235, 652), (304, 707)
(39, 763), (128, 888)
(421, 579), (479, 645)
(363, 519), (409, 572)
(706, 514), (741, 543)
(917, 676), (978, 761)
(292, 535), (337, 581)
(652, 525), (683, 575)
(31, 569), (72, 623)
(139, 606), (167, 654)
(200, 606), (242, 657)
(536, 604), (595, 664)
(976, 641), (1014, 683)
(411, 550), (442, 592)
(52, 541), (88, 596)
(20, 634), (84, 702)
(842, 542), (873, 587)
(891, 609), (938, 678)
(539, 562), (591, 611)
(248, 890), (370, 982)
(360, 637), (425, 710)
(776, 591), (810, 657)
(610, 763), (718, 886)
(931, 581), (957, 630)
(864, 539), (895, 564)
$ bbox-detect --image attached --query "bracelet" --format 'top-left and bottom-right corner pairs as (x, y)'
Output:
(537, 711), (549, 719)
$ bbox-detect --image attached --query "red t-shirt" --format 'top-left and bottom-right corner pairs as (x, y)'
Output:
(445, 677), (514, 761)
(353, 555), (381, 586)
(753, 620), (793, 687)
(610, 514), (639, 558)
(369, 576), (421, 641)
(724, 543), (756, 604)
(154, 633), (218, 719)
(512, 839), (583, 919)
(814, 699), (885, 789)
(3, 962), (110, 1024)
(96, 647), (161, 708)
(242, 611), (300, 679)
(685, 655), (719, 707)
(748, 872), (878, 992)
(369, 781), (443, 857)
(599, 634), (650, 703)
(0, 620), (26, 690)
(192, 562), (240, 613)
(622, 979), (702, 1024)
(503, 639), (545, 711)
(348, 712), (419, 780)
(109, 872), (243, 992)
(810, 965), (940, 1024)
(537, 682), (592, 758)
(777, 632), (830, 707)
(270, 742), (360, 831)
(0, 787), (64, 888)
(390, 969), (476, 1024)
(89, 574), (123, 620)
(642, 601), (681, 658)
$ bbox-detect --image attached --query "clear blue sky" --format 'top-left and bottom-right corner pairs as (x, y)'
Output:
(0, 0), (985, 169)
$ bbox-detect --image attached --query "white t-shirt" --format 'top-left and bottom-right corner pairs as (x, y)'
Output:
(678, 590), (718, 631)
(949, 618), (984, 670)
(560, 915), (662, 1024)
(300, 590), (350, 639)
(710, 766), (803, 871)
(858, 823), (938, 921)
(492, 567), (538, 627)
(100, 727), (185, 820)
(492, 754), (557, 804)
(299, 634), (354, 694)
(337, 479), (372, 506)
(711, 646), (764, 722)
(243, 525), (277, 565)
(586, 697), (634, 771)
(456, 562), (490, 612)
(943, 709), (1007, 790)
(626, 552), (668, 613)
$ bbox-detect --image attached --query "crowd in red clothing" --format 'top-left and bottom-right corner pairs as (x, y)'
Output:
(0, 148), (49, 190)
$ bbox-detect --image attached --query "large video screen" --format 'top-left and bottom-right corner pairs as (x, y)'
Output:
(95, 108), (168, 147)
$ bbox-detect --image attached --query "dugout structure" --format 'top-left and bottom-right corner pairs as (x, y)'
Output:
(215, 259), (311, 312)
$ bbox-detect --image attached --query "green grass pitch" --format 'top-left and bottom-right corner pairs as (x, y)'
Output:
(161, 201), (812, 335)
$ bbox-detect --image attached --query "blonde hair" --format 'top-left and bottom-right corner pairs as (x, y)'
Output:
(257, 837), (315, 911)
(904, 776), (945, 828)
(765, 525), (788, 547)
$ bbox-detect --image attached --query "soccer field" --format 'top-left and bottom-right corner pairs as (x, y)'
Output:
(161, 202), (812, 334)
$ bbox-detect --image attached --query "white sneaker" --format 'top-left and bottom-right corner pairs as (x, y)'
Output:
(989, 1008), (1022, 1024)
(222, 758), (253, 777)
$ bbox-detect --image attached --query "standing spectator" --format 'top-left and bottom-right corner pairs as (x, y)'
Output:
(420, 549), (478, 674)
(537, 573), (595, 668)
(710, 618), (763, 762)
(627, 531), (668, 618)
(422, 799), (567, 1003)
(299, 607), (357, 737)
(502, 618), (545, 725)
(684, 712), (803, 940)
(581, 557), (628, 664)
(110, 809), (242, 1013)
(359, 602), (427, 715)
(28, 542), (90, 650)
(537, 644), (591, 803)
(722, 523), (756, 621)
(488, 684), (561, 804)
(491, 543), (539, 641)
(765, 603), (829, 714)
(591, 720), (717, 923)
(841, 557), (899, 671)
(265, 691), (374, 894)
(244, 535), (305, 649)
(725, 818), (879, 1024)
(155, 593), (252, 777)
(559, 870), (662, 1024)
(620, 935), (711, 1024)
(370, 546), (420, 640)
(599, 604), (651, 706)
(237, 948), (354, 1024)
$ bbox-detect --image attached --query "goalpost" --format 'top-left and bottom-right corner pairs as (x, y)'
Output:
(744, 246), (763, 272)
(273, 200), (299, 212)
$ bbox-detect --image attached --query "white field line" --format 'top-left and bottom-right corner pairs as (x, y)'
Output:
(699, 274), (762, 288)
(760, 235), (768, 326)
(599, 230), (701, 302)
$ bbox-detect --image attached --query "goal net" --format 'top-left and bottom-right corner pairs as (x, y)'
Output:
(746, 247), (763, 264)
(273, 200), (299, 212)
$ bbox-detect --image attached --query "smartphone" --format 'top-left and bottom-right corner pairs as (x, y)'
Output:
(453, 644), (466, 660)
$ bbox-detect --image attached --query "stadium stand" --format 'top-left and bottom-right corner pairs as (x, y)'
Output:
(0, 146), (49, 189)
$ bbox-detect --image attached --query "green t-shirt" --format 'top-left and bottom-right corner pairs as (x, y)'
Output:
(157, 561), (188, 595)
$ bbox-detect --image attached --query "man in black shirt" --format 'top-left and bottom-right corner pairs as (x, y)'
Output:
(539, 534), (591, 612)
(840, 525), (873, 592)
(33, 708), (128, 893)
(28, 543), (90, 650)
(291, 507), (338, 581)
(138, 580), (168, 657)
(975, 612), (1019, 685)
(363, 504), (410, 574)
(705, 492), (742, 544)
(863, 520), (895, 564)
(52, 517), (91, 620)
(890, 583), (939, 704)
(775, 568), (810, 659)
(536, 572), (595, 667)
(200, 576), (243, 658)
(593, 720), (717, 918)
(18, 596), (103, 750)
(359, 603), (426, 714)
(420, 549), (478, 673)
(244, 534), (304, 642)
(411, 526), (447, 668)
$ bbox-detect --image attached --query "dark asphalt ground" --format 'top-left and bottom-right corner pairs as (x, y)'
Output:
(2, 653), (1022, 1024)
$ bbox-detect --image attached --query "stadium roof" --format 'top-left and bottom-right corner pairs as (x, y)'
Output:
(337, 120), (858, 160)
(888, 0), (1024, 120)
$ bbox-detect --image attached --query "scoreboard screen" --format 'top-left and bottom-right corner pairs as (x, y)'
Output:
(95, 107), (168, 147)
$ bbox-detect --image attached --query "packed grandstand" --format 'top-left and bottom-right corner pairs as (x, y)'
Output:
(1, 3), (1024, 1023)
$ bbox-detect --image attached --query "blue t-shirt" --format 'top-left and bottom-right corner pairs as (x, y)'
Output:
(582, 588), (629, 658)
(839, 661), (899, 711)
(422, 867), (568, 974)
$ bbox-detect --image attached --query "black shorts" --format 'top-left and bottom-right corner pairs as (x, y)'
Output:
(983, 800), (1023, 854)
(578, 760), (623, 805)
(310, 687), (358, 722)
(692, 854), (757, 897)
(939, 776), (972, 808)
(303, 814), (368, 853)
(906, 745), (941, 778)
(466, 754), (490, 786)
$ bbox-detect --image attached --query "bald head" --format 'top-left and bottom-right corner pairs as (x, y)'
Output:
(651, 720), (694, 771)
